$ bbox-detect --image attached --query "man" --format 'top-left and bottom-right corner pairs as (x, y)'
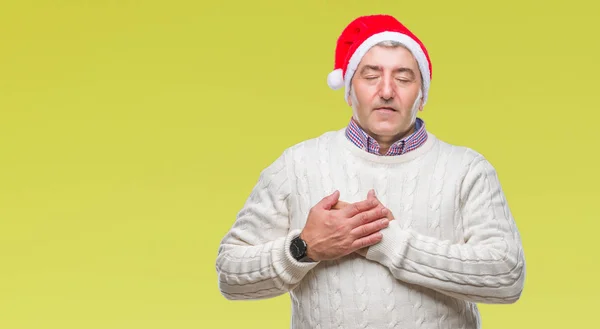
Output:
(215, 14), (525, 329)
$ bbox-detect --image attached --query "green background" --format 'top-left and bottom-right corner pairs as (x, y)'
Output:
(1, 1), (598, 328)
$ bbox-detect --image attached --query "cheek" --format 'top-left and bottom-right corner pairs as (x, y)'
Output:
(398, 89), (419, 106)
(354, 86), (376, 104)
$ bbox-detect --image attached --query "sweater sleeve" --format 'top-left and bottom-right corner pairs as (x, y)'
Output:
(365, 155), (526, 304)
(215, 151), (318, 300)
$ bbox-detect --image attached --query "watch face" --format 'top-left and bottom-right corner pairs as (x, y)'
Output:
(290, 237), (306, 259)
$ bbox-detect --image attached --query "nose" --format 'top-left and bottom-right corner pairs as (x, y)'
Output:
(379, 76), (395, 101)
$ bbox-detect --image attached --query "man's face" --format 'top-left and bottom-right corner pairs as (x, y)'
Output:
(348, 45), (423, 140)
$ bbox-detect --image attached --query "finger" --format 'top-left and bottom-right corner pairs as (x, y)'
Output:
(367, 189), (376, 200)
(331, 200), (350, 210)
(351, 232), (383, 250)
(350, 217), (389, 239)
(367, 190), (383, 208)
(366, 190), (394, 220)
(350, 205), (388, 227)
(342, 198), (378, 218)
(387, 211), (395, 220)
(321, 190), (340, 210)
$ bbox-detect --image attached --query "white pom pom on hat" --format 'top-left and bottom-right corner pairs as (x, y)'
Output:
(327, 68), (344, 90)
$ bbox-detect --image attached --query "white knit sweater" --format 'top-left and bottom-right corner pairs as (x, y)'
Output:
(216, 128), (526, 329)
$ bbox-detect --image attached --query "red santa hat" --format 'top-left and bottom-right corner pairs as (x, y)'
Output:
(327, 14), (432, 105)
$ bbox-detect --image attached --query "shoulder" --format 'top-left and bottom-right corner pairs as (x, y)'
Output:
(260, 129), (343, 174)
(432, 136), (502, 196)
(283, 129), (343, 158)
(432, 134), (491, 169)
(429, 134), (502, 193)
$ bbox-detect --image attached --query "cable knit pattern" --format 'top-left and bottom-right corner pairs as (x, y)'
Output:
(307, 270), (321, 329)
(292, 144), (310, 329)
(325, 259), (343, 329)
(317, 136), (333, 195)
(216, 128), (525, 329)
(373, 163), (398, 328)
(402, 155), (421, 230)
(379, 261), (397, 328)
(343, 147), (369, 328)
(436, 291), (450, 328)
(410, 285), (425, 327)
(456, 298), (467, 329)
(428, 145), (450, 232)
(318, 139), (345, 328)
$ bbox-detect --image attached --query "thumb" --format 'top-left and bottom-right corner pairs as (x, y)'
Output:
(322, 190), (340, 209)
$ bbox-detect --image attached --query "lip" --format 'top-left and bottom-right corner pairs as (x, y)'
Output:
(375, 107), (396, 112)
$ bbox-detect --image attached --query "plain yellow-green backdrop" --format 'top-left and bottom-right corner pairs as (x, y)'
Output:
(1, 1), (598, 328)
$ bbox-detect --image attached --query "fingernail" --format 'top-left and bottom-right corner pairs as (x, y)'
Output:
(381, 208), (388, 215)
(381, 219), (389, 225)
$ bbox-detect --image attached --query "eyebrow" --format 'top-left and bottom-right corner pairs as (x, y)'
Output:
(359, 65), (416, 77)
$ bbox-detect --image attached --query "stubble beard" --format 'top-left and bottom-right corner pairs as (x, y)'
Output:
(350, 88), (423, 131)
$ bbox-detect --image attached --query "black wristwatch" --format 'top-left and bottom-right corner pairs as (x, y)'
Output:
(290, 235), (314, 262)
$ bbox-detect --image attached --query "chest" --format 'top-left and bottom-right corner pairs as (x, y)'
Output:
(287, 155), (466, 242)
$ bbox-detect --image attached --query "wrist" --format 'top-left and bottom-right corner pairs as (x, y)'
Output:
(305, 246), (317, 262)
(300, 231), (318, 261)
(292, 232), (316, 262)
(290, 234), (313, 263)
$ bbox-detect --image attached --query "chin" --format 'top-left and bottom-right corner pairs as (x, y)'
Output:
(370, 126), (401, 137)
(369, 121), (401, 135)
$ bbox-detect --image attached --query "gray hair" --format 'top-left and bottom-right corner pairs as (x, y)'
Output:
(375, 40), (406, 48)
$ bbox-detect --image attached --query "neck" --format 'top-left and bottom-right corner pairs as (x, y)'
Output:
(376, 125), (416, 154)
(339, 126), (436, 165)
(352, 117), (416, 154)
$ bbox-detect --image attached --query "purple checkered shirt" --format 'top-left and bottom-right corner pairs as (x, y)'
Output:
(345, 117), (428, 156)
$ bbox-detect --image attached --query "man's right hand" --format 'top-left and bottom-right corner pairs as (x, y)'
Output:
(299, 190), (390, 262)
